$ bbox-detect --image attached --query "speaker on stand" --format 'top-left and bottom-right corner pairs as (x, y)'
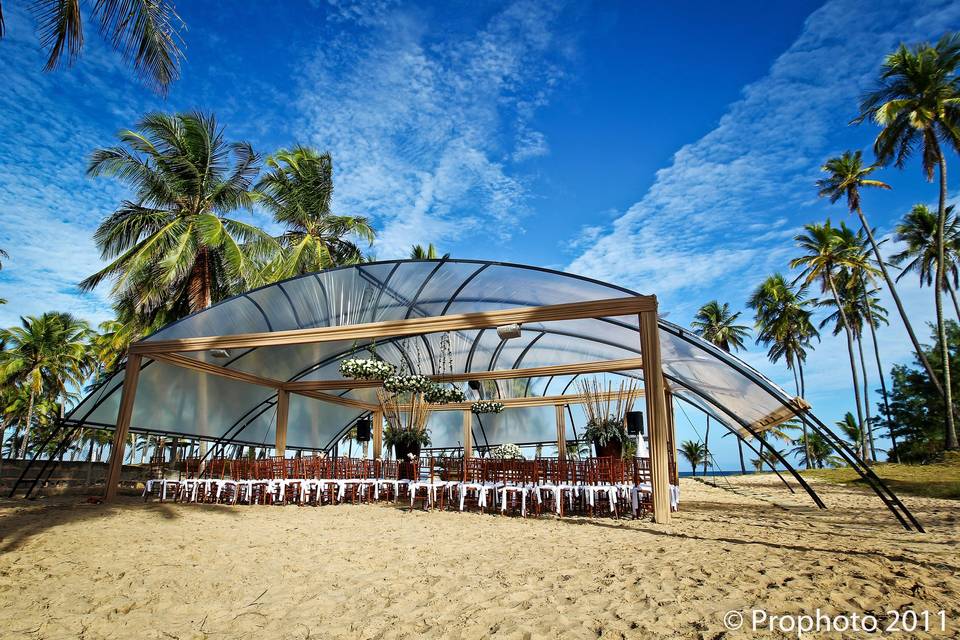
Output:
(355, 417), (372, 442)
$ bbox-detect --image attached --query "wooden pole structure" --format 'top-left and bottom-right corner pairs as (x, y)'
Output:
(103, 355), (142, 501)
(639, 308), (671, 524)
(275, 389), (290, 457)
(555, 404), (567, 460)
(462, 410), (472, 460)
(373, 409), (383, 460)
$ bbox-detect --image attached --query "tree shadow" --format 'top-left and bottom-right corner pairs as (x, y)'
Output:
(0, 495), (238, 555)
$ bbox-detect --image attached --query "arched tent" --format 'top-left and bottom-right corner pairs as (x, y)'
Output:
(48, 259), (921, 530)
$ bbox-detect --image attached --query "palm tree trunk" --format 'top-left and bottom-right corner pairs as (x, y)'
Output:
(933, 145), (958, 450)
(702, 416), (710, 476)
(17, 390), (36, 459)
(865, 300), (898, 463)
(792, 362), (811, 469)
(855, 205), (948, 404)
(856, 333), (876, 462)
(827, 275), (866, 445)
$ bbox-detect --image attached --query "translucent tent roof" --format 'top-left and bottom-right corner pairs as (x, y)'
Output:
(66, 259), (805, 451)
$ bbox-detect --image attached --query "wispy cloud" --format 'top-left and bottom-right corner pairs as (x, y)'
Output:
(567, 0), (960, 319)
(298, 0), (573, 257)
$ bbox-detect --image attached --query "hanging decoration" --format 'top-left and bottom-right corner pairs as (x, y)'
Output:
(339, 357), (397, 380)
(383, 373), (434, 393)
(471, 400), (505, 414)
(424, 385), (466, 404)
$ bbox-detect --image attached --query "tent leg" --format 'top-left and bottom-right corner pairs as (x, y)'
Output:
(104, 355), (142, 501)
(275, 390), (289, 457)
(639, 309), (671, 524)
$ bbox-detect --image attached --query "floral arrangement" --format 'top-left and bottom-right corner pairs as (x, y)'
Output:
(424, 384), (466, 404)
(492, 443), (523, 459)
(383, 373), (434, 393)
(339, 358), (397, 380)
(583, 416), (628, 448)
(471, 400), (505, 414)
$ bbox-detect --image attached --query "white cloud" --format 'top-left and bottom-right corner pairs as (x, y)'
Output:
(566, 0), (960, 321)
(298, 0), (572, 257)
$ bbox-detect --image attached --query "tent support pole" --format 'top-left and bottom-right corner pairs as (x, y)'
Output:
(275, 390), (289, 457)
(556, 404), (567, 460)
(639, 308), (671, 524)
(103, 355), (142, 501)
(373, 410), (383, 460)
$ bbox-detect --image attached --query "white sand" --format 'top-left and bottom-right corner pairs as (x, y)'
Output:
(0, 475), (957, 639)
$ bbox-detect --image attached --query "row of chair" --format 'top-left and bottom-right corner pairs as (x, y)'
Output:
(143, 455), (680, 518)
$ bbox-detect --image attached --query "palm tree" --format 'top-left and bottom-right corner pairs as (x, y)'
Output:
(255, 146), (375, 278)
(856, 33), (960, 450)
(790, 221), (873, 457)
(678, 440), (707, 476)
(817, 268), (887, 462)
(748, 274), (819, 467)
(0, 312), (92, 458)
(892, 204), (960, 321)
(835, 412), (868, 460)
(410, 244), (449, 259)
(80, 112), (278, 325)
(789, 430), (839, 469)
(691, 301), (748, 475)
(691, 301), (750, 352)
(0, 0), (184, 93)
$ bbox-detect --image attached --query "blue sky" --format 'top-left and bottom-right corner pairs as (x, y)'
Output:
(1, 0), (959, 470)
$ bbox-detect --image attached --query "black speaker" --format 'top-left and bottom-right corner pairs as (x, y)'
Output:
(467, 380), (481, 391)
(355, 417), (371, 442)
(626, 411), (644, 436)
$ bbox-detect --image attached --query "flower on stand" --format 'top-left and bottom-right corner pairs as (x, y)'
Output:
(493, 443), (523, 459)
(471, 400), (505, 414)
(383, 373), (434, 393)
(424, 384), (467, 404)
(339, 358), (397, 380)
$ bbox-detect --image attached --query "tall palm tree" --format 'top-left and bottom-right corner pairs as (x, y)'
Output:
(678, 440), (707, 476)
(748, 274), (819, 467)
(80, 112), (278, 325)
(892, 204), (960, 321)
(0, 0), (184, 93)
(691, 301), (750, 352)
(0, 312), (92, 458)
(817, 268), (887, 462)
(691, 301), (749, 474)
(835, 412), (869, 460)
(255, 146), (375, 278)
(856, 32), (960, 450)
(789, 430), (840, 469)
(791, 221), (873, 451)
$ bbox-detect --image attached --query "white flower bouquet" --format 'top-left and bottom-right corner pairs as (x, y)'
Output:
(339, 358), (397, 380)
(424, 385), (467, 404)
(383, 373), (434, 393)
(492, 443), (523, 459)
(471, 400), (505, 414)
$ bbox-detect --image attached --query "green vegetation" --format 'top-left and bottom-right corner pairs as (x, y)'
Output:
(804, 453), (960, 500)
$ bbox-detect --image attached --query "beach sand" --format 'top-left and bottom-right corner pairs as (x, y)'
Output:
(0, 475), (957, 639)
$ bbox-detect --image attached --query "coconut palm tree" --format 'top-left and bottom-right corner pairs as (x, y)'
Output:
(791, 221), (875, 452)
(0, 312), (92, 458)
(691, 301), (750, 352)
(255, 146), (375, 278)
(815, 150), (934, 374)
(817, 269), (888, 462)
(80, 112), (278, 325)
(0, 0), (184, 93)
(789, 430), (839, 469)
(856, 33), (960, 450)
(892, 204), (960, 321)
(410, 244), (449, 259)
(691, 301), (749, 475)
(835, 412), (869, 460)
(748, 274), (819, 467)
(678, 440), (707, 476)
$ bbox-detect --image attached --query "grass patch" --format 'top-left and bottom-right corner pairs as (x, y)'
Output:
(802, 452), (960, 500)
